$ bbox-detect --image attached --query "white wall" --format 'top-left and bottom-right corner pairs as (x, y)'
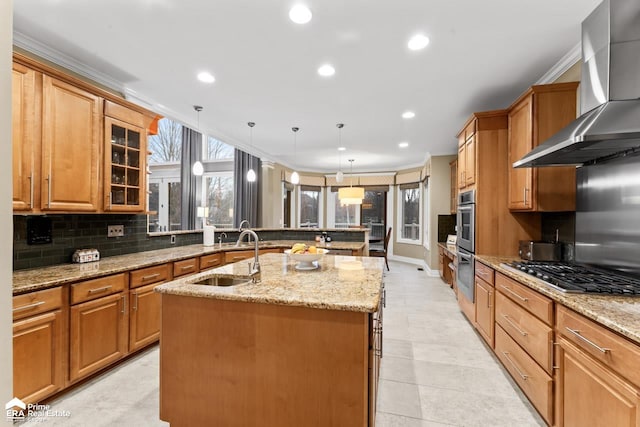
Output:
(1, 0), (13, 422)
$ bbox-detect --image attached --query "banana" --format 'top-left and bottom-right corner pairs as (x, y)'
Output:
(291, 243), (307, 254)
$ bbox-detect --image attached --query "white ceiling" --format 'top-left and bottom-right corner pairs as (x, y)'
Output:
(13, 0), (600, 173)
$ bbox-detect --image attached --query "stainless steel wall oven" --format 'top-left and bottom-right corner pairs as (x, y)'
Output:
(456, 190), (476, 302)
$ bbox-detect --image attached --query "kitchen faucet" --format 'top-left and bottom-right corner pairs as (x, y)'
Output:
(218, 232), (228, 248)
(238, 219), (251, 232)
(235, 229), (261, 279)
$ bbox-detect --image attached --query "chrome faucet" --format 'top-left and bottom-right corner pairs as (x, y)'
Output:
(235, 229), (261, 279)
(238, 219), (251, 232)
(218, 232), (228, 248)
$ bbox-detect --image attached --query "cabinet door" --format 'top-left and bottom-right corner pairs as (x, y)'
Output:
(457, 142), (466, 190)
(70, 293), (128, 382)
(13, 310), (65, 403)
(474, 278), (494, 348)
(129, 283), (161, 352)
(555, 336), (640, 427)
(104, 117), (146, 212)
(449, 159), (457, 214)
(41, 75), (101, 212)
(508, 96), (533, 210)
(465, 135), (476, 187)
(12, 63), (39, 211)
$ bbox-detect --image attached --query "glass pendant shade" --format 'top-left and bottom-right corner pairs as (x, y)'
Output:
(246, 168), (256, 182)
(336, 171), (344, 183)
(291, 171), (300, 185)
(192, 161), (204, 176)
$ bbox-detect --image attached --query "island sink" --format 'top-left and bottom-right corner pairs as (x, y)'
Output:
(194, 276), (255, 287)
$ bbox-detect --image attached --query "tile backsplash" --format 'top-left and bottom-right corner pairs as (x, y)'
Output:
(13, 215), (201, 270)
(13, 215), (366, 270)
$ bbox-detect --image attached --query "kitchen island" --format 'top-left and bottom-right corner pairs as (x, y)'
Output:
(155, 253), (385, 427)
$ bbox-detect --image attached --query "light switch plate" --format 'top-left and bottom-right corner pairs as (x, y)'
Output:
(107, 225), (124, 237)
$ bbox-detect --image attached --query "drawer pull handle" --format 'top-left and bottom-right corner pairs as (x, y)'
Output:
(180, 265), (194, 270)
(121, 295), (126, 314)
(232, 257), (244, 261)
(501, 314), (528, 336)
(565, 327), (610, 354)
(206, 259), (220, 265)
(502, 351), (528, 380)
(13, 301), (45, 312)
(142, 273), (160, 281)
(500, 285), (528, 302)
(88, 285), (112, 294)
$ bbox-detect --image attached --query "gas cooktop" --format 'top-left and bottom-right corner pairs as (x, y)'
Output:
(505, 261), (640, 295)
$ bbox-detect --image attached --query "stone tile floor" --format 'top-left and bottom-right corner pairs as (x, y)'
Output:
(21, 260), (544, 426)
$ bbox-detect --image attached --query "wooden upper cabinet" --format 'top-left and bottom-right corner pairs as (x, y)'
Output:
(104, 116), (147, 212)
(12, 63), (40, 211)
(465, 134), (476, 187)
(508, 82), (578, 211)
(457, 120), (477, 191)
(41, 75), (102, 212)
(449, 159), (457, 214)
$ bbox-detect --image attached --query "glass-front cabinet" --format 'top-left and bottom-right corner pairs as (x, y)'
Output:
(104, 117), (146, 212)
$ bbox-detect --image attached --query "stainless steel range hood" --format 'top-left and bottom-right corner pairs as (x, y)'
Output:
(515, 0), (640, 168)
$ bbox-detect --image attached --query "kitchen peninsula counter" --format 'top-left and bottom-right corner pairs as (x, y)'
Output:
(12, 240), (366, 295)
(476, 255), (640, 346)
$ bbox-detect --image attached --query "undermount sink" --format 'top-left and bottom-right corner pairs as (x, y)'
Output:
(195, 276), (254, 287)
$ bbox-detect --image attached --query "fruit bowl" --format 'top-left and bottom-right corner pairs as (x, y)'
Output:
(284, 248), (329, 270)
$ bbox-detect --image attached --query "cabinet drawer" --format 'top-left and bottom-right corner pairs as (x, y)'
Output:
(496, 273), (553, 325)
(13, 287), (63, 320)
(130, 264), (171, 288)
(474, 261), (494, 285)
(495, 291), (553, 373)
(225, 250), (254, 263)
(200, 253), (224, 271)
(557, 305), (640, 387)
(495, 325), (553, 425)
(260, 248), (281, 255)
(173, 258), (200, 277)
(71, 273), (127, 305)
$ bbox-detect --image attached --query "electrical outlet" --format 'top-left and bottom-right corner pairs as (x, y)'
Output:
(107, 225), (124, 237)
(170, 235), (176, 244)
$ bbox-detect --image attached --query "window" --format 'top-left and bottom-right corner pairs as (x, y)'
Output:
(361, 189), (387, 241)
(203, 174), (234, 228)
(148, 118), (237, 233)
(299, 186), (322, 228)
(397, 183), (421, 244)
(423, 180), (430, 249)
(328, 190), (360, 228)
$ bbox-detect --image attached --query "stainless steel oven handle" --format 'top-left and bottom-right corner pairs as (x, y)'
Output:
(458, 206), (473, 211)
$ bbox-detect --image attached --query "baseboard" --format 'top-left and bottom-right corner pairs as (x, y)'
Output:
(387, 255), (439, 277)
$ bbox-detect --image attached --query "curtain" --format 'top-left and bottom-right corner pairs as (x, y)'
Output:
(180, 127), (202, 230)
(233, 148), (262, 228)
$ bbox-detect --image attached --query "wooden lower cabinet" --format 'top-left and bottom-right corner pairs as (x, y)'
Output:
(70, 292), (128, 382)
(495, 325), (553, 425)
(160, 294), (380, 426)
(474, 277), (494, 348)
(129, 283), (161, 352)
(13, 310), (65, 403)
(555, 336), (640, 427)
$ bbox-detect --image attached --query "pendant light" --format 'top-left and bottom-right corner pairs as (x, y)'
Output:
(336, 123), (344, 183)
(338, 159), (364, 205)
(192, 105), (204, 176)
(246, 122), (256, 182)
(291, 127), (300, 185)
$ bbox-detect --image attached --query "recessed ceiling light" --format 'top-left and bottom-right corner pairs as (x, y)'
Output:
(399, 142), (410, 148)
(408, 34), (430, 51)
(338, 147), (346, 151)
(402, 111), (415, 119)
(197, 72), (215, 83)
(317, 64), (336, 77)
(289, 5), (312, 24)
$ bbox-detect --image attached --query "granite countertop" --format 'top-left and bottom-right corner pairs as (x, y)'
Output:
(155, 253), (385, 313)
(476, 255), (640, 346)
(12, 240), (366, 295)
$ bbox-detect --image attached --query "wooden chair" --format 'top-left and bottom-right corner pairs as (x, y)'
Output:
(370, 227), (391, 271)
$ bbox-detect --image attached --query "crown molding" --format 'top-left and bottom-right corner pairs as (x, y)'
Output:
(13, 31), (125, 93)
(535, 42), (581, 84)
